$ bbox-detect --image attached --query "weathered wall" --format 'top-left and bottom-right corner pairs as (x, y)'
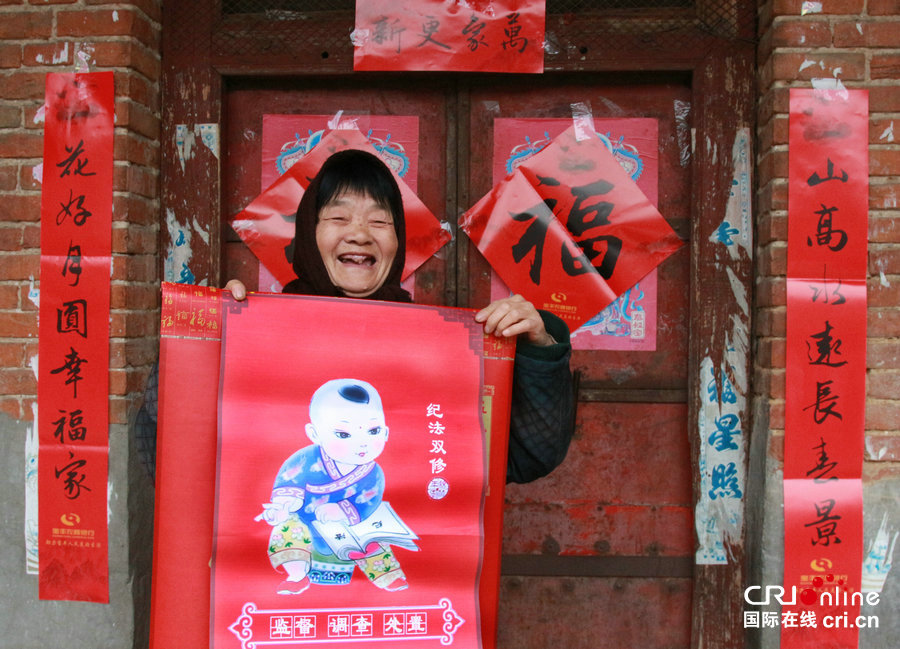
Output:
(753, 0), (900, 646)
(0, 2), (161, 647)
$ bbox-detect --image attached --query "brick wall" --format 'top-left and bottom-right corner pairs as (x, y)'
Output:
(756, 0), (900, 467)
(0, 3), (161, 646)
(0, 0), (162, 426)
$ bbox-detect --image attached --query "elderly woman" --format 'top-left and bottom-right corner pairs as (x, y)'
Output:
(230, 149), (575, 483)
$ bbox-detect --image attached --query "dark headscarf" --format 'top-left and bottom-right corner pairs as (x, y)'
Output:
(282, 149), (412, 302)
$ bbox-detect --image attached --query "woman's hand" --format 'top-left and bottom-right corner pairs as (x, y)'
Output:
(224, 279), (248, 301)
(475, 294), (555, 347)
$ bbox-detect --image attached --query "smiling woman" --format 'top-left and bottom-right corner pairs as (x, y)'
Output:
(283, 149), (412, 302)
(315, 193), (399, 298)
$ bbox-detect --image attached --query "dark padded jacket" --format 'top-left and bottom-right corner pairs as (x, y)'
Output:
(505, 310), (575, 484)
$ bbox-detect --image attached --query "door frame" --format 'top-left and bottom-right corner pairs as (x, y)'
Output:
(159, 4), (755, 646)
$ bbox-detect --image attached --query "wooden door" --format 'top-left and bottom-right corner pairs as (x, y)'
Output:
(161, 2), (756, 646)
(222, 75), (694, 648)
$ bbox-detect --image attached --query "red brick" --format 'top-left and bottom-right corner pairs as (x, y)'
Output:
(92, 41), (160, 82)
(0, 43), (22, 69)
(17, 283), (37, 312)
(110, 311), (157, 337)
(0, 105), (21, 128)
(0, 193), (41, 221)
(868, 340), (900, 369)
(757, 212), (788, 246)
(22, 223), (40, 248)
(57, 9), (159, 50)
(866, 400), (900, 430)
(0, 165), (18, 192)
(112, 223), (158, 255)
(114, 132), (160, 167)
(869, 308), (900, 337)
(23, 42), (73, 67)
(870, 118), (897, 145)
(871, 182), (900, 210)
(772, 51), (866, 82)
(114, 194), (158, 225)
(0, 341), (25, 367)
(756, 277), (787, 308)
(0, 224), (24, 250)
(28, 0), (78, 4)
(0, 131), (43, 158)
(114, 70), (158, 113)
(773, 0), (864, 13)
(0, 11), (52, 39)
(872, 54), (900, 80)
(870, 85), (900, 112)
(869, 0), (900, 15)
(0, 284), (18, 309)
(835, 19), (900, 47)
(0, 252), (39, 280)
(110, 283), (159, 310)
(865, 434), (900, 462)
(1, 71), (48, 101)
(16, 164), (40, 191)
(870, 216), (900, 244)
(870, 148), (900, 176)
(127, 163), (159, 198)
(116, 101), (160, 142)
(111, 253), (157, 281)
(0, 367), (36, 394)
(86, 0), (162, 23)
(770, 19), (832, 48)
(868, 370), (900, 399)
(0, 311), (37, 339)
(757, 181), (788, 217)
(869, 245), (900, 275)
(869, 276), (900, 307)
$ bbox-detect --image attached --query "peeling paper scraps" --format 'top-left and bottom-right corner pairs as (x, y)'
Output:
(570, 101), (596, 142)
(695, 355), (746, 565)
(164, 208), (196, 285)
(73, 42), (94, 72)
(28, 276), (39, 308)
(710, 127), (752, 260)
(175, 124), (192, 173)
(862, 513), (898, 593)
(175, 124), (220, 171)
(879, 122), (894, 143)
(811, 77), (849, 100)
(25, 403), (39, 574)
(198, 124), (219, 159)
(801, 1), (823, 14)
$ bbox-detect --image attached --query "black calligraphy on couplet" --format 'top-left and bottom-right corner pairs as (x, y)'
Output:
(50, 127), (100, 499)
(375, 11), (531, 56)
(55, 450), (91, 500)
(804, 498), (842, 547)
(798, 157), (855, 546)
(510, 177), (622, 286)
(806, 158), (850, 252)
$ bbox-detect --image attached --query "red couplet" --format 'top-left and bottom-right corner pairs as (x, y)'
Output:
(782, 88), (868, 649)
(37, 71), (114, 603)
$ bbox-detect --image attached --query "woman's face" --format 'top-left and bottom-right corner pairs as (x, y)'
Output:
(315, 191), (399, 298)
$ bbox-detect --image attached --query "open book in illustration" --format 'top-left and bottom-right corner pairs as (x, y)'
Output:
(312, 501), (420, 561)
